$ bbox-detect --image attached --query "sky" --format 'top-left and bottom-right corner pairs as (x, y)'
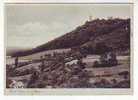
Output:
(5, 4), (132, 49)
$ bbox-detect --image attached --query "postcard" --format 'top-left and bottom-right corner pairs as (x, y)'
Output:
(4, 2), (133, 95)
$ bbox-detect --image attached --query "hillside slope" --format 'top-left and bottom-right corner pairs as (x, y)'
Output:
(12, 18), (130, 57)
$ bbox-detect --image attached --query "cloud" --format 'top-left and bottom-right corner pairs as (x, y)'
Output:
(6, 21), (80, 48)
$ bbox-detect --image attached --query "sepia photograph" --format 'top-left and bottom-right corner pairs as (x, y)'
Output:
(4, 3), (133, 94)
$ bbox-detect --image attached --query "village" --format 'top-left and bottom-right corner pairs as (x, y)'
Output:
(6, 47), (130, 88)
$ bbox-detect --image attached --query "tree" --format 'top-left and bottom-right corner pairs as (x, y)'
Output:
(95, 42), (112, 54)
(93, 61), (100, 67)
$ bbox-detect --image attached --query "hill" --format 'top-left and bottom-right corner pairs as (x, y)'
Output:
(11, 18), (130, 57)
(6, 47), (30, 56)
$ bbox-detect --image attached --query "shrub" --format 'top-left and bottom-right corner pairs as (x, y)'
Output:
(93, 61), (100, 67)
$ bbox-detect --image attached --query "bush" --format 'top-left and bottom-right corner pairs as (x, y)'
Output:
(37, 81), (46, 88)
(99, 52), (118, 67)
(93, 61), (100, 67)
(95, 42), (112, 54)
(80, 45), (94, 54)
